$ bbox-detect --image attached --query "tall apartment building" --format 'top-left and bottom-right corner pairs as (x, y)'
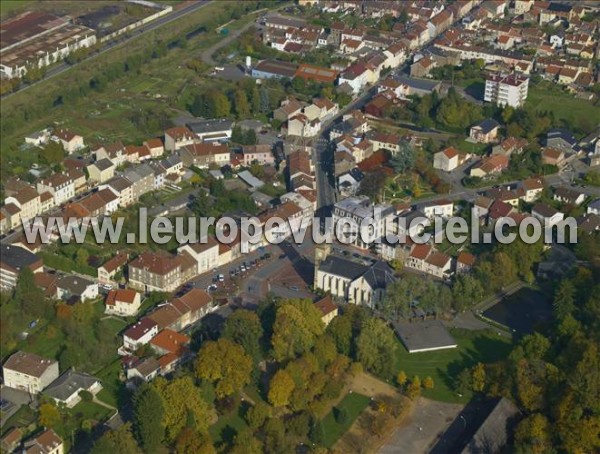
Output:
(484, 73), (529, 108)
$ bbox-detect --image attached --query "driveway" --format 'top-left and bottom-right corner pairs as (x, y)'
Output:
(1, 386), (34, 427)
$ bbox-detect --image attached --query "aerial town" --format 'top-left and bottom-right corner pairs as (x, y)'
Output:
(1, 1), (599, 453)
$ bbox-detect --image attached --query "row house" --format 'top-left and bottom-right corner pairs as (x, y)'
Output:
(143, 138), (165, 158)
(99, 176), (134, 208)
(4, 186), (41, 224)
(177, 236), (220, 275)
(179, 142), (231, 168)
(87, 158), (116, 183)
(128, 251), (196, 293)
(280, 191), (316, 220)
(240, 144), (275, 166)
(492, 137), (528, 157)
(123, 164), (155, 201)
(36, 173), (75, 206)
(258, 201), (304, 243)
(147, 288), (215, 332)
(164, 126), (195, 153)
(287, 114), (321, 138)
(94, 142), (127, 167)
(98, 252), (128, 283)
(303, 98), (339, 122)
(405, 244), (452, 279)
(469, 155), (509, 178)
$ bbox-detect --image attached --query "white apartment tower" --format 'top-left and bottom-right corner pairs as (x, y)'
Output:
(484, 73), (529, 108)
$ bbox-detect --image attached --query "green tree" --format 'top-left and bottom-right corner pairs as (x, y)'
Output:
(553, 280), (576, 320)
(222, 309), (264, 362)
(133, 383), (164, 452)
(152, 377), (213, 442)
(174, 428), (215, 454)
(389, 142), (416, 174)
(91, 423), (142, 454)
(38, 402), (60, 428)
(515, 413), (552, 454)
(245, 401), (272, 430)
(406, 376), (421, 399)
(271, 300), (325, 361)
(268, 369), (295, 407)
(195, 338), (253, 398)
(471, 363), (486, 392)
(356, 318), (397, 377)
(423, 376), (434, 390)
(230, 429), (263, 454)
(234, 89), (250, 118)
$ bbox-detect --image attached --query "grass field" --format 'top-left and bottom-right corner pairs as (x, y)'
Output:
(394, 328), (513, 403)
(209, 403), (249, 448)
(526, 84), (600, 132)
(321, 393), (370, 448)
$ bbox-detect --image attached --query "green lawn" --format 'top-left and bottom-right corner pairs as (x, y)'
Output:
(321, 393), (370, 448)
(209, 404), (249, 448)
(526, 84), (600, 132)
(394, 328), (513, 403)
(94, 359), (124, 408)
(458, 138), (489, 155)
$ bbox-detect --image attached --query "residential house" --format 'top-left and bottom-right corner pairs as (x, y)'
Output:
(274, 98), (305, 122)
(94, 142), (127, 167)
(87, 159), (115, 183)
(240, 144), (275, 166)
(520, 178), (544, 202)
(405, 244), (452, 279)
(314, 295), (338, 326)
(124, 164), (155, 200)
(287, 114), (321, 138)
(338, 63), (372, 94)
(433, 147), (469, 171)
(126, 357), (160, 382)
(147, 288), (215, 331)
(128, 252), (189, 293)
(553, 187), (585, 205)
(1, 428), (23, 453)
(44, 370), (102, 408)
(304, 98), (339, 122)
(332, 196), (395, 249)
(179, 142), (230, 168)
(532, 203), (564, 227)
(587, 199), (600, 215)
(98, 252), (128, 283)
(22, 429), (64, 454)
(37, 173), (75, 206)
(2, 351), (59, 394)
(122, 318), (159, 351)
(469, 119), (500, 143)
(469, 155), (509, 178)
(160, 154), (183, 175)
(105, 289), (142, 316)
(456, 252), (476, 274)
(4, 186), (41, 224)
(492, 137), (528, 156)
(417, 199), (454, 220)
(177, 236), (220, 275)
(100, 176), (134, 207)
(541, 147), (566, 167)
(53, 128), (84, 153)
(55, 275), (98, 302)
(164, 126), (195, 152)
(0, 244), (43, 290)
(144, 138), (165, 157)
(545, 128), (578, 152)
(150, 329), (191, 374)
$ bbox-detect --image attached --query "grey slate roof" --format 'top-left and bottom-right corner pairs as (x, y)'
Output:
(44, 370), (100, 401)
(187, 119), (234, 135)
(0, 245), (41, 272)
(318, 255), (369, 280)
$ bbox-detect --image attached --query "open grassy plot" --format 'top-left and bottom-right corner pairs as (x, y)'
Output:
(394, 328), (512, 403)
(526, 84), (600, 132)
(321, 393), (370, 448)
(209, 404), (249, 448)
(94, 359), (124, 409)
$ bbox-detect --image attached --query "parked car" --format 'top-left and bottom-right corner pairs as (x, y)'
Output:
(218, 274), (225, 282)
